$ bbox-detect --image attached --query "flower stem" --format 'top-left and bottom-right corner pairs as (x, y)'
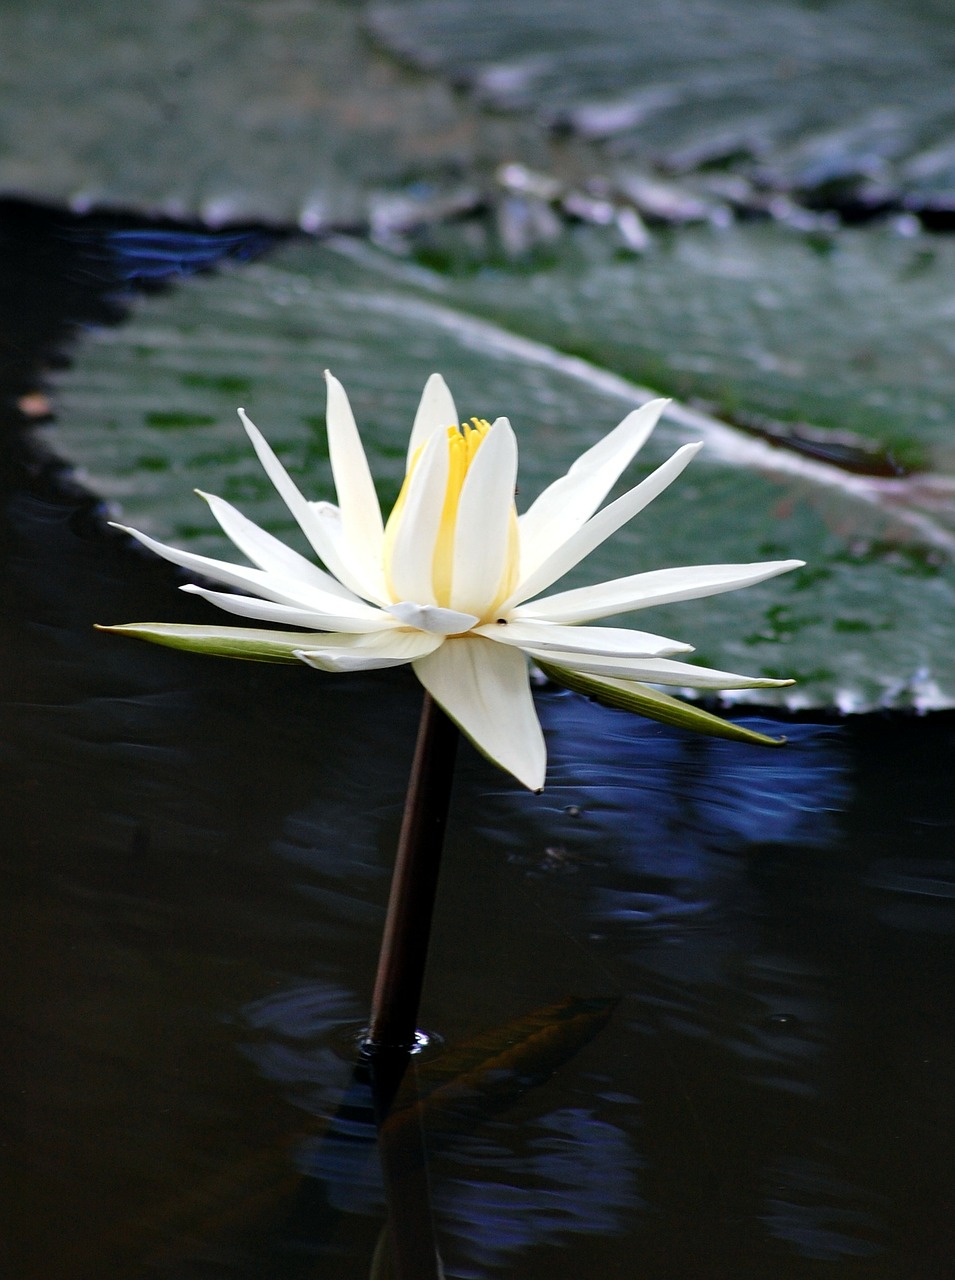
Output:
(366, 692), (459, 1054)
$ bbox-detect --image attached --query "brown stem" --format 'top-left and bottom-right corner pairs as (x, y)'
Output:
(365, 692), (459, 1054)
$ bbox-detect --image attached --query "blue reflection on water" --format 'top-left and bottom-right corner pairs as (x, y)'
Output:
(69, 225), (278, 284)
(483, 690), (850, 936)
(107, 228), (276, 280)
(236, 691), (930, 1274)
(438, 1109), (642, 1278)
(761, 1158), (886, 1261)
(538, 689), (848, 852)
(241, 982), (385, 1217)
(465, 690), (888, 1269)
(241, 979), (644, 1265)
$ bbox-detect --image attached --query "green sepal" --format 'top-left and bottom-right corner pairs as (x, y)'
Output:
(536, 660), (787, 747)
(95, 622), (320, 664)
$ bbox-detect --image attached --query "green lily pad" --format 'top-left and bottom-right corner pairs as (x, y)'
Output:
(6, 0), (955, 228)
(410, 219), (955, 470)
(44, 237), (955, 711)
(0, 0), (493, 225)
(10, 0), (955, 230)
(369, 0), (955, 198)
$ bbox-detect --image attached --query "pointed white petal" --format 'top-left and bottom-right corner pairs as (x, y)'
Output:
(474, 618), (691, 657)
(113, 522), (307, 603)
(519, 399), (668, 578)
(533, 651), (795, 689)
(296, 628), (442, 672)
(324, 372), (385, 573)
(504, 441), (702, 610)
(514, 560), (805, 624)
(450, 418), (519, 616)
(238, 409), (333, 562)
(309, 502), (390, 605)
(181, 585), (397, 633)
(407, 373), (457, 464)
(413, 637), (546, 791)
(240, 406), (386, 604)
(112, 521), (386, 621)
(197, 490), (363, 602)
(386, 602), (479, 635)
(386, 428), (448, 605)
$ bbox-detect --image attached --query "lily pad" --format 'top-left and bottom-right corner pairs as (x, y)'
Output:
(369, 0), (955, 201)
(0, 0), (496, 225)
(44, 237), (955, 711)
(6, 0), (955, 231)
(409, 218), (955, 471)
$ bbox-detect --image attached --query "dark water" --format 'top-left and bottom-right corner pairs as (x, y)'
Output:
(2, 205), (954, 1280)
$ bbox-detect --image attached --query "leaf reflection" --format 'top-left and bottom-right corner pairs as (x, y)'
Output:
(241, 987), (630, 1273)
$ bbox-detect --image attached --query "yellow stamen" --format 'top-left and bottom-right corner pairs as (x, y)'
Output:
(432, 419), (491, 604)
(384, 418), (519, 615)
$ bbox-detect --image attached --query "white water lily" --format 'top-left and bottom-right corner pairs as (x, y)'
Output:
(103, 373), (803, 789)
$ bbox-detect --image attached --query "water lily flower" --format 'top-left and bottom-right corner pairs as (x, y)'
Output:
(102, 373), (803, 790)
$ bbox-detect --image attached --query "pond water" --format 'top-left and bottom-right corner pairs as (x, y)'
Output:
(2, 205), (954, 1280)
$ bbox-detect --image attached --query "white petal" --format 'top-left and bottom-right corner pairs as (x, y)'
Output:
(407, 373), (457, 464)
(324, 372), (385, 572)
(113, 520), (386, 622)
(450, 418), (518, 616)
(113, 522), (315, 605)
(296, 628), (442, 672)
(474, 618), (691, 657)
(518, 399), (668, 578)
(514, 560), (806, 624)
(504, 441), (702, 610)
(387, 602), (479, 635)
(386, 428), (448, 605)
(309, 502), (390, 605)
(238, 409), (334, 563)
(534, 651), (794, 689)
(413, 636), (546, 791)
(239, 406), (383, 603)
(181, 585), (397, 633)
(197, 490), (363, 602)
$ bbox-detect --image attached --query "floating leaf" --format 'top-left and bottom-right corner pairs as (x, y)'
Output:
(0, 0), (486, 225)
(369, 0), (955, 204)
(46, 238), (955, 710)
(411, 220), (955, 470)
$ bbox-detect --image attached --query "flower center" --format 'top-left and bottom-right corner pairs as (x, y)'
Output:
(432, 418), (491, 605)
(384, 418), (519, 616)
